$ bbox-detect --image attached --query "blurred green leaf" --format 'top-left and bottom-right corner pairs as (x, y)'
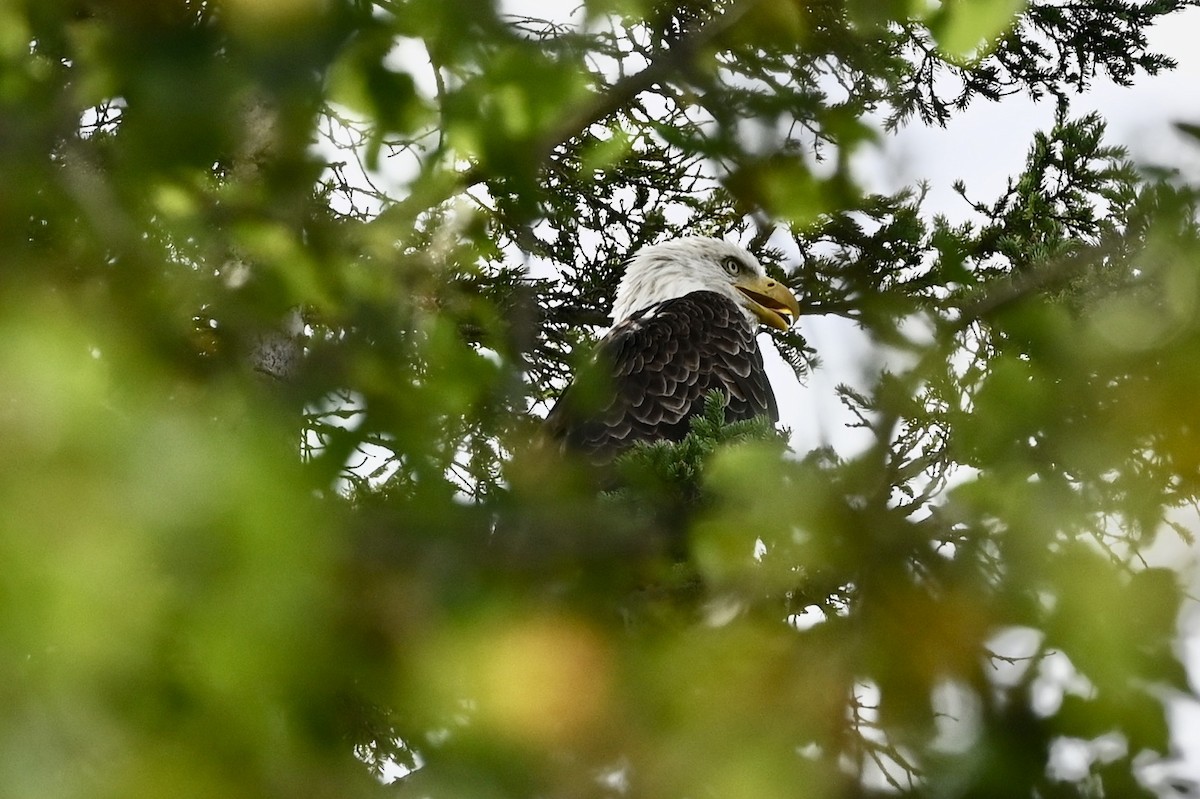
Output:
(0, 0), (1198, 796)
(931, 0), (1028, 59)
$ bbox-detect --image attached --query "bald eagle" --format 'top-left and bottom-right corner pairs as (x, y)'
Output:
(545, 237), (800, 462)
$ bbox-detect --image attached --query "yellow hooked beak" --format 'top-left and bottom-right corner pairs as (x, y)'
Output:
(733, 275), (800, 332)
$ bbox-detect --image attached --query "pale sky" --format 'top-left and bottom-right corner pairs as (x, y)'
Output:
(783, 5), (1200, 458)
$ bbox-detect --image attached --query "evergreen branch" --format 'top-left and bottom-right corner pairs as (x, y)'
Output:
(529, 0), (764, 165)
(459, 0), (766, 189)
(953, 248), (1091, 328)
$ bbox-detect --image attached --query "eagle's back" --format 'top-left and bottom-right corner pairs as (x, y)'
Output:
(544, 290), (777, 462)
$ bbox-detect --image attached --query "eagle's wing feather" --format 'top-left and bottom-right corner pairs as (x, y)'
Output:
(545, 291), (777, 461)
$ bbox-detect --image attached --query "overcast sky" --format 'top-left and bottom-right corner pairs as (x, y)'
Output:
(778, 4), (1200, 457)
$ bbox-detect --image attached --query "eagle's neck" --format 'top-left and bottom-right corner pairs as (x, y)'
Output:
(611, 270), (714, 326)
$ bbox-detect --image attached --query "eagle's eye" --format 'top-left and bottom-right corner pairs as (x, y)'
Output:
(721, 256), (743, 276)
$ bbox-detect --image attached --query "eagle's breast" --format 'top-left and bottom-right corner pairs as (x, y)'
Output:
(545, 290), (777, 462)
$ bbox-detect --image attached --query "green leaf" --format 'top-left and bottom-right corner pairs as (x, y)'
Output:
(931, 0), (1028, 59)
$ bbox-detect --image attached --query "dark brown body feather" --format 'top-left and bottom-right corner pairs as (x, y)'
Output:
(545, 291), (777, 462)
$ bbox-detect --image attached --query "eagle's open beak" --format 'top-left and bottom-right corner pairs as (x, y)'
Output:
(734, 277), (800, 332)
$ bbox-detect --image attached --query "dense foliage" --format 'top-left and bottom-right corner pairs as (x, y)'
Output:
(3, 0), (1200, 796)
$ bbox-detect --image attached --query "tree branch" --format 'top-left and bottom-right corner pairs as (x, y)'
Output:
(528, 0), (765, 166)
(458, 0), (766, 189)
(954, 249), (1091, 329)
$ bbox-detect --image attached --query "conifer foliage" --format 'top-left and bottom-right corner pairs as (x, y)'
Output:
(2, 1), (1200, 796)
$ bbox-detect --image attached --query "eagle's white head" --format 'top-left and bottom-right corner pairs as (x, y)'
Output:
(610, 237), (800, 331)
